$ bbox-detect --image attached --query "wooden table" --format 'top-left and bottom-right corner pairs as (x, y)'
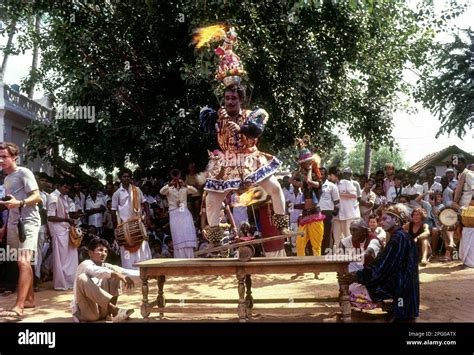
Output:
(135, 256), (352, 322)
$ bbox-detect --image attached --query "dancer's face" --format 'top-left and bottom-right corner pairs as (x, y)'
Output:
(224, 90), (242, 116)
(379, 213), (398, 231)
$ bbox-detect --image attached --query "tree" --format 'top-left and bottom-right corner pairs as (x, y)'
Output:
(346, 141), (407, 175)
(1, 0), (465, 176)
(415, 29), (474, 138)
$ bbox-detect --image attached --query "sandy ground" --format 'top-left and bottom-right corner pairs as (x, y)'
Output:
(0, 259), (472, 323)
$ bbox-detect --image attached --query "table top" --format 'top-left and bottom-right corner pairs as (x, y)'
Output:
(135, 256), (352, 268)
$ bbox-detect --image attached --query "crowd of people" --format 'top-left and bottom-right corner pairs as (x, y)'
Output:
(0, 155), (470, 283)
(0, 144), (472, 323)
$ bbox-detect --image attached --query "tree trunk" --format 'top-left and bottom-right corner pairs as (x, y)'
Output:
(0, 20), (17, 80)
(28, 15), (41, 99)
(363, 140), (372, 176)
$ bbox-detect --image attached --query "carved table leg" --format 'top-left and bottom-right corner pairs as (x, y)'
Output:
(338, 272), (352, 322)
(157, 275), (166, 308)
(236, 270), (248, 322)
(140, 275), (151, 318)
(245, 274), (253, 309)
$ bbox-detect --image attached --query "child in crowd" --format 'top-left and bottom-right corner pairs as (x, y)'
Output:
(368, 214), (387, 247)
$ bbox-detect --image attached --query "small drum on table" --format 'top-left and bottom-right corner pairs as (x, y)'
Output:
(115, 217), (148, 251)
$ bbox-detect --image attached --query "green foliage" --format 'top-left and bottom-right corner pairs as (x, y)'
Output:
(0, 0), (465, 175)
(346, 141), (407, 175)
(415, 29), (474, 138)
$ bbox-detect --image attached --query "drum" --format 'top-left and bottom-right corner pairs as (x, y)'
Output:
(438, 207), (459, 230)
(115, 217), (148, 247)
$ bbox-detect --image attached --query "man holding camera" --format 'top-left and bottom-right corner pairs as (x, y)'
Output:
(0, 142), (42, 319)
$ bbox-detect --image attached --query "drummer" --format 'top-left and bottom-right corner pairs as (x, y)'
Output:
(111, 168), (152, 269)
(415, 191), (456, 260)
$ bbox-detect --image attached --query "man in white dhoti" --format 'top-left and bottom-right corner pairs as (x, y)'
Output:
(160, 169), (198, 258)
(47, 180), (78, 290)
(453, 156), (473, 209)
(111, 168), (151, 269)
(0, 142), (42, 319)
(72, 238), (137, 322)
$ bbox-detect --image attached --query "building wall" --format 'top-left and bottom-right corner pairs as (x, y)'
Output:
(1, 109), (53, 175)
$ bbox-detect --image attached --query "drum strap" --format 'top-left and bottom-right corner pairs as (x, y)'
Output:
(131, 185), (140, 217)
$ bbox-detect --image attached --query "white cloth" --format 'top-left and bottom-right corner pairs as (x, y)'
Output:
(459, 170), (473, 207)
(404, 184), (424, 208)
(319, 180), (340, 211)
(112, 184), (150, 268)
(351, 179), (362, 200)
(423, 182), (442, 201)
(386, 186), (404, 203)
(168, 208), (197, 254)
(174, 247), (195, 258)
(74, 192), (86, 212)
(335, 180), (360, 221)
(111, 184), (144, 223)
(47, 190), (78, 290)
(85, 196), (105, 228)
(341, 235), (382, 272)
(159, 184), (197, 209)
(36, 191), (49, 279)
(119, 241), (152, 270)
(72, 259), (139, 315)
(460, 227), (474, 268)
(287, 191), (304, 223)
(264, 249), (286, 257)
(442, 187), (454, 208)
(282, 186), (293, 203)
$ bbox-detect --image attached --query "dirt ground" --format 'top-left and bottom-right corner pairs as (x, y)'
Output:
(0, 258), (472, 323)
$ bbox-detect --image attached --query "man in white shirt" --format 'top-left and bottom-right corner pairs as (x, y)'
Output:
(47, 180), (78, 290)
(445, 168), (458, 191)
(404, 172), (424, 208)
(85, 186), (106, 236)
(318, 167), (340, 253)
(386, 175), (404, 203)
(72, 238), (138, 323)
(422, 165), (442, 201)
(329, 166), (360, 248)
(343, 167), (361, 205)
(111, 168), (152, 269)
(286, 181), (304, 255)
(440, 176), (454, 207)
(339, 218), (382, 273)
(281, 176), (293, 204)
